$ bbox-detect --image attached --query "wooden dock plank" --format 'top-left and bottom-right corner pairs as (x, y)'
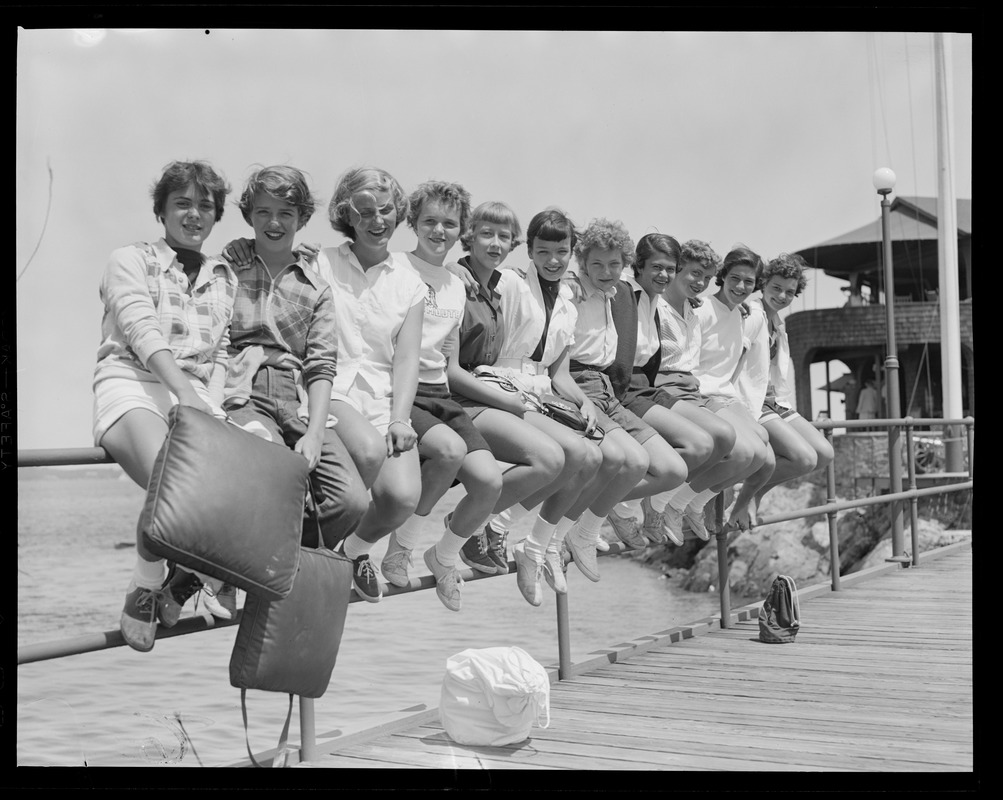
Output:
(307, 546), (972, 772)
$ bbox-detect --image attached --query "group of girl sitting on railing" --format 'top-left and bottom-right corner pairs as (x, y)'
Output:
(93, 159), (834, 653)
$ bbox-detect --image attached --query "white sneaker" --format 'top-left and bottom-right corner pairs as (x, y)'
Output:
(513, 542), (544, 606)
(606, 508), (647, 549)
(565, 527), (600, 582)
(660, 503), (687, 547)
(202, 582), (237, 620)
(542, 543), (567, 594)
(684, 503), (711, 541)
(423, 547), (463, 612)
(595, 536), (611, 552)
(381, 531), (414, 587)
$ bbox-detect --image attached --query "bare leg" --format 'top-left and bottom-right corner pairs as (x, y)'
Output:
(353, 447), (422, 544)
(448, 449), (504, 535)
(566, 428), (648, 518)
(667, 400), (737, 483)
(331, 400), (387, 489)
(728, 444), (776, 530)
(641, 403), (715, 473)
(472, 408), (565, 515)
(413, 424), (467, 517)
(517, 412), (603, 521)
(620, 433), (688, 501)
(100, 409), (170, 561)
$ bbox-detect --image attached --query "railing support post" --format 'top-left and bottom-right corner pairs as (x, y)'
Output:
(556, 591), (572, 680)
(905, 420), (921, 567)
(299, 696), (317, 764)
(824, 426), (841, 591)
(714, 493), (731, 628)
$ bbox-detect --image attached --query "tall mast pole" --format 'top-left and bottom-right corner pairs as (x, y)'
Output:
(934, 32), (965, 472)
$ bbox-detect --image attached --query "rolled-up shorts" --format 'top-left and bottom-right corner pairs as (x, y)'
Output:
(92, 374), (225, 445)
(761, 394), (801, 424)
(571, 367), (658, 445)
(622, 369), (681, 418)
(412, 382), (491, 453)
(652, 370), (714, 409)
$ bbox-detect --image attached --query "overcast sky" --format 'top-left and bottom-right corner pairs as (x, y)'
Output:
(14, 28), (973, 449)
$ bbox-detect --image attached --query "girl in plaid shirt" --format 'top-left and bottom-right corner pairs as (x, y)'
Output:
(93, 160), (237, 653)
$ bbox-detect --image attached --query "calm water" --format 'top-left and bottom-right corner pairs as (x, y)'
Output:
(17, 471), (721, 767)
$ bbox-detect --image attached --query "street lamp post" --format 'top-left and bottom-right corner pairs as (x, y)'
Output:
(872, 167), (907, 563)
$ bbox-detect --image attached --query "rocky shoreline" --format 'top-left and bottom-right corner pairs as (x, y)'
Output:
(618, 480), (972, 602)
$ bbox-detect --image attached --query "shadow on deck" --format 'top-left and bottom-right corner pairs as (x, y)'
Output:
(297, 541), (973, 774)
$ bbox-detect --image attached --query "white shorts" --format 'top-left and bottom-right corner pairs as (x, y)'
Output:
(92, 376), (225, 445)
(330, 389), (392, 434)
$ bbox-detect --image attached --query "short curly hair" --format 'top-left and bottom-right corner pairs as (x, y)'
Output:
(760, 252), (809, 295)
(459, 201), (523, 252)
(634, 232), (681, 277)
(574, 218), (635, 270)
(716, 244), (764, 287)
(406, 180), (472, 234)
(327, 166), (409, 240)
(238, 165), (316, 228)
(151, 160), (230, 223)
(678, 239), (721, 274)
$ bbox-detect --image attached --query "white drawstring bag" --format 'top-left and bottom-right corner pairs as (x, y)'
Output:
(439, 646), (551, 746)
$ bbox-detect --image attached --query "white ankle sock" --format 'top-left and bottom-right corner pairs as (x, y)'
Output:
(667, 484), (698, 511)
(552, 516), (577, 548)
(394, 513), (424, 549)
(340, 532), (372, 560)
(524, 517), (555, 563)
(490, 502), (534, 534)
(576, 509), (603, 543)
(434, 527), (466, 567)
(689, 489), (718, 511)
(134, 556), (168, 590)
(613, 499), (642, 518)
(647, 491), (673, 514)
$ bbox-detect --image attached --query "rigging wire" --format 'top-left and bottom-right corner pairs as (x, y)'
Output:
(17, 158), (54, 284)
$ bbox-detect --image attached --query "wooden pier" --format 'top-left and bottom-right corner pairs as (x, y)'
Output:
(298, 542), (973, 774)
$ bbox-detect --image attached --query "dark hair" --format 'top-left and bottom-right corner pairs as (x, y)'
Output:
(151, 160), (230, 223)
(406, 180), (472, 233)
(238, 165), (316, 227)
(716, 243), (763, 287)
(759, 252), (809, 295)
(633, 233), (681, 277)
(526, 207), (578, 252)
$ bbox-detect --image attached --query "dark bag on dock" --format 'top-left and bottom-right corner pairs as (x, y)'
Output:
(758, 575), (801, 643)
(229, 544), (353, 767)
(139, 405), (309, 601)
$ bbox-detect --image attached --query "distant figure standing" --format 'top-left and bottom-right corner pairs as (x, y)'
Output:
(856, 377), (879, 429)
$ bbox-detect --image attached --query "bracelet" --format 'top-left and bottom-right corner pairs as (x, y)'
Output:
(389, 418), (415, 433)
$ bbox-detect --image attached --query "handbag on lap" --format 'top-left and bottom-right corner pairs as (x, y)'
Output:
(139, 404), (309, 600)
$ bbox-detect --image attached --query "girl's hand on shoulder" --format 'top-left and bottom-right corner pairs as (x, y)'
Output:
(222, 238), (255, 267)
(294, 431), (324, 470)
(386, 420), (418, 456)
(294, 242), (321, 263)
(446, 261), (478, 298)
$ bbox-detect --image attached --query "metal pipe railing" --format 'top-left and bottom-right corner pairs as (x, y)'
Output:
(17, 415), (974, 765)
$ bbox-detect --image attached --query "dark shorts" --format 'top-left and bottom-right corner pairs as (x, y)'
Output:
(571, 367), (659, 445)
(622, 369), (681, 418)
(413, 383), (491, 453)
(761, 394), (799, 422)
(652, 370), (714, 409)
